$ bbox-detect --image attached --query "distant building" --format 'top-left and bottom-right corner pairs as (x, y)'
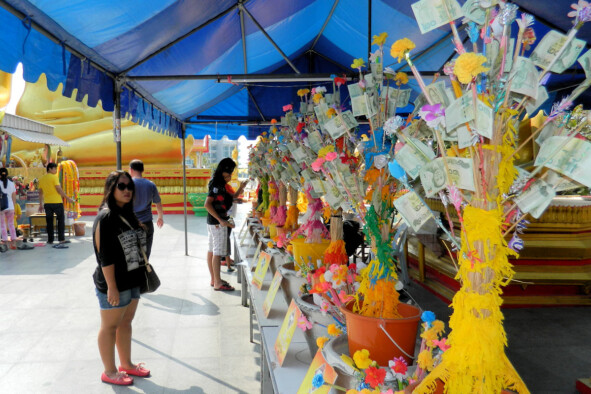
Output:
(207, 136), (238, 167)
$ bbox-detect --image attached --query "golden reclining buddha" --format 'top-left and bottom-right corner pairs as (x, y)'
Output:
(5, 72), (192, 167)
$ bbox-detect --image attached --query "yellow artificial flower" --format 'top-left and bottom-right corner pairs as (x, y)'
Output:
(341, 354), (358, 371)
(267, 242), (274, 248)
(313, 92), (324, 104)
(432, 319), (445, 335)
(318, 145), (335, 158)
(372, 32), (388, 46)
(346, 390), (359, 394)
(326, 107), (337, 118)
(327, 323), (342, 337)
(351, 58), (366, 69)
(297, 88), (310, 97)
(316, 336), (329, 349)
(417, 349), (435, 372)
(353, 349), (373, 369)
(421, 327), (438, 347)
(453, 52), (489, 84)
(394, 71), (409, 85)
(390, 38), (416, 63)
(270, 159), (277, 166)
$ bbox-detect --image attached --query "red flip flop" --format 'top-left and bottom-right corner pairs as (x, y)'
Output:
(214, 284), (235, 291)
(119, 363), (150, 377)
(101, 372), (133, 386)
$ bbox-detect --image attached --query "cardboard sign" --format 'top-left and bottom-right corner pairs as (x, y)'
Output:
(251, 251), (272, 289)
(297, 350), (338, 394)
(274, 300), (302, 366)
(263, 271), (283, 317)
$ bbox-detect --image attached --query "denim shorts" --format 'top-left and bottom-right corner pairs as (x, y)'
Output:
(95, 287), (140, 310)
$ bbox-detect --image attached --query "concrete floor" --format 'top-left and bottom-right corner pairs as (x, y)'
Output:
(1, 204), (589, 393)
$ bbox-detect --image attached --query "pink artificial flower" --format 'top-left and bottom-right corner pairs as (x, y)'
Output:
(325, 151), (338, 162)
(389, 356), (408, 381)
(338, 290), (353, 304)
(311, 157), (325, 172)
(419, 103), (445, 128)
(283, 104), (293, 112)
(432, 338), (451, 352)
(358, 79), (367, 89)
(297, 315), (313, 331)
(320, 301), (330, 316)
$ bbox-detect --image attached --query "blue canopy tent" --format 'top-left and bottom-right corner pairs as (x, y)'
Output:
(3, 0), (589, 145)
(1, 0), (590, 252)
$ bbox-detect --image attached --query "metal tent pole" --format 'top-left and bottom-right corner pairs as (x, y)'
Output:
(182, 124), (188, 256)
(114, 78), (123, 170)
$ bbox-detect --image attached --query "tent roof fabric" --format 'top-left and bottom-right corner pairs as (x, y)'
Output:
(0, 126), (69, 146)
(0, 0), (589, 140)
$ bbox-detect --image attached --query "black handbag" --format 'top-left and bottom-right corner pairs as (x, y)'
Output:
(0, 192), (8, 211)
(120, 215), (161, 294)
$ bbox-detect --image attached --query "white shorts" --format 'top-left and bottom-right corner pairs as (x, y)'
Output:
(208, 224), (228, 256)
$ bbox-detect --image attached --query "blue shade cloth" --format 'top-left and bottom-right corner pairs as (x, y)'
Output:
(1, 0), (589, 141)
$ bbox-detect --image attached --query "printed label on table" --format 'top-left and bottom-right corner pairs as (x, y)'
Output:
(251, 251), (272, 290)
(263, 271), (283, 317)
(297, 349), (338, 394)
(249, 242), (263, 269)
(274, 300), (302, 366)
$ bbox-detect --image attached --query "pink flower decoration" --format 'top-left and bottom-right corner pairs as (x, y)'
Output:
(419, 103), (445, 128)
(389, 356), (408, 380)
(320, 301), (330, 315)
(311, 157), (325, 172)
(338, 290), (353, 304)
(297, 315), (313, 331)
(432, 337), (451, 352)
(325, 151), (338, 162)
(283, 104), (293, 112)
(358, 79), (366, 89)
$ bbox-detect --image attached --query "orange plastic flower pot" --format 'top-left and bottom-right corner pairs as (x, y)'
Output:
(290, 238), (330, 271)
(340, 302), (421, 366)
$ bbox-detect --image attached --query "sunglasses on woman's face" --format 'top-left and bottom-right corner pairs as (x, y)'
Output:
(116, 182), (134, 191)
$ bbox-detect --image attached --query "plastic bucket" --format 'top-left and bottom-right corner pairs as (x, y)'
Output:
(340, 302), (421, 365)
(290, 238), (330, 270)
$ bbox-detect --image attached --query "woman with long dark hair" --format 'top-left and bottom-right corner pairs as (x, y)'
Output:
(92, 171), (150, 386)
(204, 157), (236, 291)
(0, 167), (17, 250)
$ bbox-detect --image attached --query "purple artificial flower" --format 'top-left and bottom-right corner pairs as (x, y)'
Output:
(419, 103), (446, 128)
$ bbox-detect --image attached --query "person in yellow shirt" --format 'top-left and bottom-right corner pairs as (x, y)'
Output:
(38, 163), (74, 248)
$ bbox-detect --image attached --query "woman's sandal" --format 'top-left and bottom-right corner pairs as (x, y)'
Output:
(119, 363), (150, 377)
(211, 280), (231, 287)
(101, 372), (133, 386)
(214, 283), (235, 291)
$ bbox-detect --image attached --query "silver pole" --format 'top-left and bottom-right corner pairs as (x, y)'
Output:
(182, 124), (188, 256)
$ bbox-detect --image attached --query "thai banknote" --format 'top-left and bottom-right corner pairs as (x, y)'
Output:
(419, 157), (475, 197)
(351, 95), (367, 117)
(487, 38), (515, 76)
(324, 181), (344, 208)
(535, 136), (591, 188)
(509, 57), (539, 99)
(394, 191), (433, 232)
(474, 99), (493, 138)
(411, 0), (463, 34)
(514, 178), (555, 219)
(371, 62), (384, 83)
(314, 102), (329, 126)
(323, 116), (347, 140)
(522, 86), (549, 116)
(311, 179), (325, 195)
(530, 30), (586, 74)
(445, 93), (474, 133)
(395, 138), (436, 179)
(577, 49), (591, 79)
(307, 130), (324, 153)
(341, 110), (359, 129)
(425, 81), (451, 107)
(461, 0), (487, 25)
(545, 169), (582, 192)
(381, 86), (412, 108)
(365, 92), (379, 118)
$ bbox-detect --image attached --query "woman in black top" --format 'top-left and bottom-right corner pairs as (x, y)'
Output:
(93, 171), (150, 386)
(204, 158), (236, 291)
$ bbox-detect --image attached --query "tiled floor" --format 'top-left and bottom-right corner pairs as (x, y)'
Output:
(0, 208), (259, 393)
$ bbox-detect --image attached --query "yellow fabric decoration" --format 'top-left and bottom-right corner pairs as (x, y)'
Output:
(318, 145), (335, 158)
(453, 52), (489, 84)
(324, 239), (348, 265)
(414, 206), (529, 394)
(352, 349), (373, 369)
(284, 204), (300, 231)
(390, 38), (416, 63)
(418, 350), (435, 372)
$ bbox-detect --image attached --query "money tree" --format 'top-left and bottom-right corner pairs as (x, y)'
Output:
(386, 1), (591, 393)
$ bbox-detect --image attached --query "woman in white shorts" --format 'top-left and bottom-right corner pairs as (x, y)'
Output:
(204, 158), (236, 291)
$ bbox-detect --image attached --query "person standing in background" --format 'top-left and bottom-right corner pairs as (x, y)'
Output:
(38, 163), (74, 249)
(129, 159), (163, 258)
